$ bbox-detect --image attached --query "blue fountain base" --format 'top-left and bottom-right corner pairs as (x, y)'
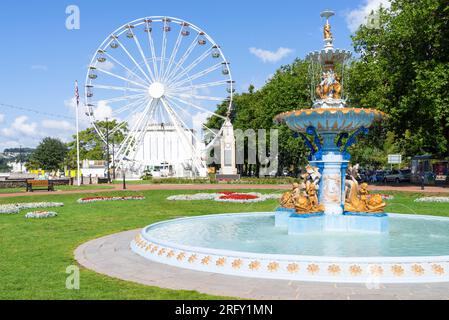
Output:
(284, 212), (389, 235)
(275, 208), (296, 227)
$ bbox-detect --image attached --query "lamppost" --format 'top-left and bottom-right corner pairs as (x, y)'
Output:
(112, 134), (116, 181)
(105, 118), (111, 183)
(19, 145), (23, 173)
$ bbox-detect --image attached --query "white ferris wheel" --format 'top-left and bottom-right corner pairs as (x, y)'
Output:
(84, 16), (234, 177)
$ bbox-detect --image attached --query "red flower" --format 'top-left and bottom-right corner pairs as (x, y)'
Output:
(219, 194), (259, 200)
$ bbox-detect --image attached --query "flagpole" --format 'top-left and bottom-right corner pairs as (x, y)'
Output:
(75, 81), (81, 187)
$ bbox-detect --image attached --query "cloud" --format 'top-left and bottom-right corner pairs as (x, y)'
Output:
(1, 116), (38, 138)
(31, 65), (48, 72)
(94, 101), (113, 121)
(346, 0), (391, 32)
(98, 60), (115, 71)
(42, 119), (74, 131)
(249, 47), (294, 63)
(0, 114), (4, 124)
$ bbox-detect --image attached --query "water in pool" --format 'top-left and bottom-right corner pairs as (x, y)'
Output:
(146, 214), (449, 257)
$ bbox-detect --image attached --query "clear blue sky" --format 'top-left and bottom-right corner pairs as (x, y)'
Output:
(0, 0), (381, 150)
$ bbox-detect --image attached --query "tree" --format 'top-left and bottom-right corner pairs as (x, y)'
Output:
(66, 120), (127, 168)
(348, 0), (449, 160)
(28, 138), (68, 171)
(0, 158), (11, 172)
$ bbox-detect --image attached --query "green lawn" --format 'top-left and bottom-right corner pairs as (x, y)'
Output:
(0, 189), (449, 300)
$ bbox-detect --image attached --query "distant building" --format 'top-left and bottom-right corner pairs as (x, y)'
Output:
(132, 124), (206, 178)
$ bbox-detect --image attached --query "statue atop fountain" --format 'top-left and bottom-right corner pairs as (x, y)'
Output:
(276, 10), (388, 234)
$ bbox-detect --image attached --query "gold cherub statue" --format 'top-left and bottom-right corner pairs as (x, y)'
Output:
(345, 180), (386, 213)
(280, 183), (300, 209)
(279, 166), (325, 214)
(295, 181), (325, 214)
(324, 22), (332, 40)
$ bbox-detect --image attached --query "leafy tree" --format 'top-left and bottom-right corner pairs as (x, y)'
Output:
(0, 158), (11, 172)
(66, 120), (127, 168)
(348, 0), (449, 160)
(28, 138), (68, 171)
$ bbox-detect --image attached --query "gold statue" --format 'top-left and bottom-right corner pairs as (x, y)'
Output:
(324, 22), (332, 40)
(280, 183), (300, 209)
(295, 182), (325, 214)
(332, 76), (342, 99)
(280, 166), (325, 214)
(345, 180), (386, 213)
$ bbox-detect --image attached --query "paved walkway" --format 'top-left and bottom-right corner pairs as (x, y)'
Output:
(1, 183), (449, 199)
(75, 230), (449, 300)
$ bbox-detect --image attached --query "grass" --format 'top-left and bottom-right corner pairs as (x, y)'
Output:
(0, 189), (449, 300)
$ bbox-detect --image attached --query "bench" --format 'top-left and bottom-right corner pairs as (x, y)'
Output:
(26, 180), (55, 192)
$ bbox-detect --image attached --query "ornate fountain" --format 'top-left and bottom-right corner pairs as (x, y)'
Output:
(275, 11), (387, 234)
(129, 11), (449, 284)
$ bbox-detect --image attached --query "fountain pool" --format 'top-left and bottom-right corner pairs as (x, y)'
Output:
(132, 213), (449, 283)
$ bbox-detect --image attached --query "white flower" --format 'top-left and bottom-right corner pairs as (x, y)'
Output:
(415, 197), (449, 203)
(0, 202), (64, 215)
(25, 211), (58, 219)
(77, 196), (145, 204)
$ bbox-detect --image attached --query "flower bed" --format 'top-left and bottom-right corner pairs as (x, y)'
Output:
(167, 192), (282, 203)
(25, 211), (58, 219)
(415, 197), (449, 203)
(77, 196), (145, 204)
(0, 202), (64, 215)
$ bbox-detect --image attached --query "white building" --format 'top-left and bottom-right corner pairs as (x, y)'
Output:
(132, 124), (206, 178)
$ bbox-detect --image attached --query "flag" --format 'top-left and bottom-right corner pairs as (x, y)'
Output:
(75, 81), (80, 106)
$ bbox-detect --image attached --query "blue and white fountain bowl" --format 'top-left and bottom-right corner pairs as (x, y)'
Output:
(132, 212), (449, 283)
(275, 108), (385, 133)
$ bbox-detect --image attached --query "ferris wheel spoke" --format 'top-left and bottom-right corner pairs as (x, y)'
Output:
(170, 93), (225, 102)
(145, 21), (159, 80)
(160, 98), (205, 172)
(165, 34), (199, 82)
(104, 52), (150, 87)
(115, 38), (153, 84)
(168, 47), (213, 85)
(162, 27), (184, 81)
(116, 98), (155, 160)
(93, 84), (147, 93)
(124, 99), (159, 162)
(170, 80), (228, 93)
(159, 21), (169, 80)
(202, 124), (220, 138)
(170, 63), (223, 89)
(161, 98), (203, 147)
(96, 67), (149, 90)
(110, 98), (150, 135)
(127, 112), (152, 160)
(89, 93), (146, 106)
(111, 96), (149, 117)
(131, 31), (157, 82)
(165, 95), (227, 120)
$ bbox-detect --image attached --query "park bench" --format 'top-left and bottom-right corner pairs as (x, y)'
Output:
(26, 180), (55, 192)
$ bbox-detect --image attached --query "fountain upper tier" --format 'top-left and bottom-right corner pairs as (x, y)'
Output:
(276, 11), (386, 133)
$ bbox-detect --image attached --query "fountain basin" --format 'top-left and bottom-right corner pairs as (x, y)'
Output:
(132, 213), (449, 283)
(275, 108), (385, 133)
